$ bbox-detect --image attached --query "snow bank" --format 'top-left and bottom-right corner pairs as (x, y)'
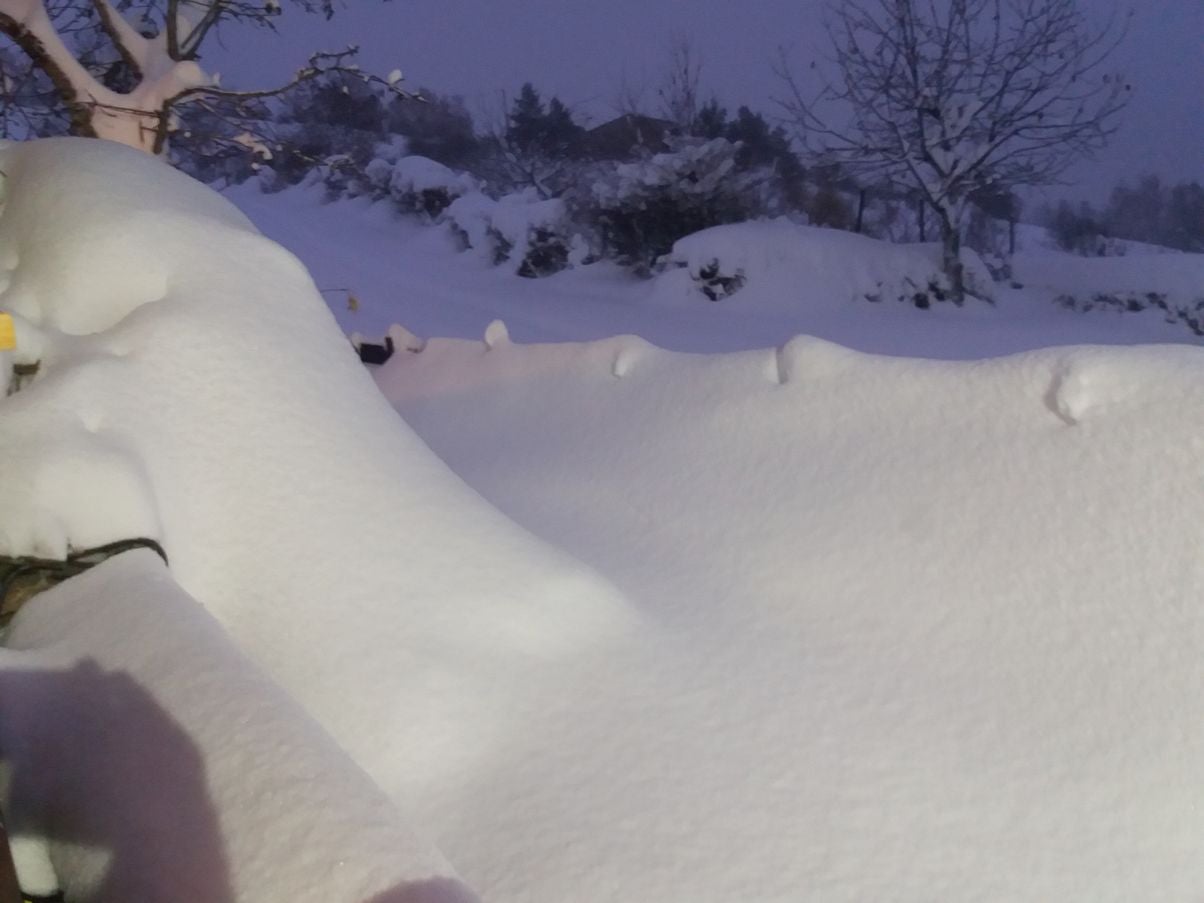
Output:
(0, 551), (475, 903)
(1014, 247), (1204, 299)
(1012, 249), (1204, 337)
(0, 138), (631, 897)
(1011, 220), (1189, 257)
(658, 219), (994, 306)
(378, 331), (1204, 902)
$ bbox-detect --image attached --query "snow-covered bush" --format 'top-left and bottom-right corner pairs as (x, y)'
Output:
(364, 152), (479, 219)
(574, 137), (767, 275)
(444, 190), (575, 277)
(660, 220), (994, 307)
(1055, 292), (1204, 337)
(360, 135), (409, 196)
(444, 192), (513, 266)
(272, 129), (384, 199)
(692, 258), (747, 301)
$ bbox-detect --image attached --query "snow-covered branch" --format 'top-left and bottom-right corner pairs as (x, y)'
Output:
(0, 0), (408, 156)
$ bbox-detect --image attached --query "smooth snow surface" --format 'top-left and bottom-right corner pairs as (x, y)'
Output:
(1, 140), (1201, 902)
(377, 335), (1204, 902)
(1013, 247), (1204, 301)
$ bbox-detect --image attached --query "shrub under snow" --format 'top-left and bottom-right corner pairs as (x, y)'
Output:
(444, 190), (576, 277)
(577, 137), (767, 274)
(365, 152), (479, 219)
(661, 220), (994, 307)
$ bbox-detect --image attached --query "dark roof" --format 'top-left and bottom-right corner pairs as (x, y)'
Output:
(582, 114), (677, 160)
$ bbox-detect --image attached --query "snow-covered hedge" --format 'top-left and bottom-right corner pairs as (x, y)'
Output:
(660, 220), (994, 307)
(444, 190), (577, 277)
(575, 137), (768, 274)
(364, 151), (479, 219)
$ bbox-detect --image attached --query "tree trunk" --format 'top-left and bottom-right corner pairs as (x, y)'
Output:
(938, 213), (966, 305)
(0, 11), (99, 140)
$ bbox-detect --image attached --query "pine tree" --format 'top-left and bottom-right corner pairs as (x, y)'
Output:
(506, 83), (547, 154)
(692, 99), (728, 140)
(543, 97), (583, 157)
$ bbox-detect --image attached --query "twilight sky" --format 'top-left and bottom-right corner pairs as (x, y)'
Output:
(208, 0), (1202, 207)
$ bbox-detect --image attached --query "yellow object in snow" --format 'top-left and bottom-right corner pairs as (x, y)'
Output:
(0, 313), (15, 351)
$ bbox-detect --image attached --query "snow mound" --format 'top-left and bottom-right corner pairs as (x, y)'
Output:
(1013, 248), (1204, 337)
(0, 138), (632, 897)
(658, 219), (994, 306)
(1014, 247), (1204, 300)
(389, 155), (478, 197)
(378, 330), (1204, 902)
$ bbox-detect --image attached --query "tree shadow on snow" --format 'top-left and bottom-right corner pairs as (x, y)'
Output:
(0, 660), (486, 903)
(363, 877), (480, 903)
(0, 659), (235, 902)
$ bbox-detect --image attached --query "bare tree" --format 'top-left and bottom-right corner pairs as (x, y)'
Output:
(778, 0), (1130, 302)
(0, 0), (406, 156)
(611, 71), (648, 118)
(658, 36), (702, 133)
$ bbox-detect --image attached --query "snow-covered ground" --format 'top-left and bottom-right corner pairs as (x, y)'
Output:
(1, 141), (1202, 902)
(379, 335), (1204, 902)
(225, 181), (1202, 358)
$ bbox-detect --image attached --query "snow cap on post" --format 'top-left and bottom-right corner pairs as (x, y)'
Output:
(483, 319), (510, 350)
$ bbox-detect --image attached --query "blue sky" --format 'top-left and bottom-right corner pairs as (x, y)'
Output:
(208, 0), (1202, 207)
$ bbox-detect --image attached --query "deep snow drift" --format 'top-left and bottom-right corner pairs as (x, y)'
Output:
(1, 139), (1201, 902)
(377, 333), (1204, 902)
(0, 138), (628, 900)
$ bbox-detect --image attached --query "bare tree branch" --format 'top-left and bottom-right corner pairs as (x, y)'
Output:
(658, 35), (701, 132)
